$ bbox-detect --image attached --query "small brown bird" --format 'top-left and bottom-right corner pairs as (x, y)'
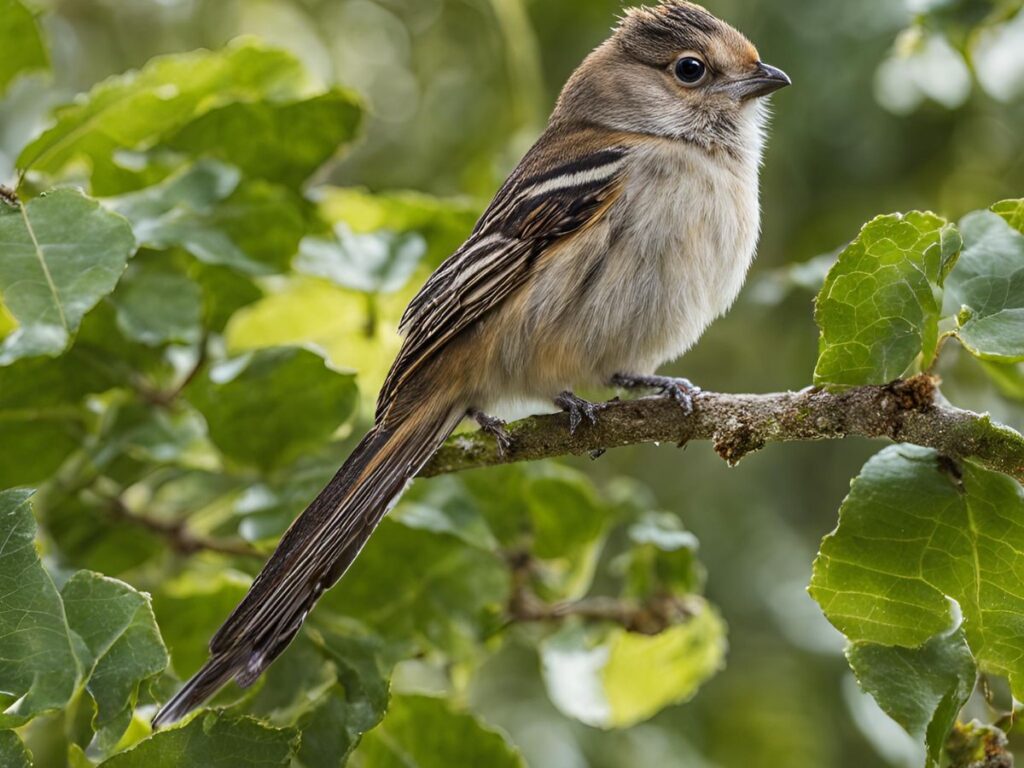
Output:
(154, 0), (789, 726)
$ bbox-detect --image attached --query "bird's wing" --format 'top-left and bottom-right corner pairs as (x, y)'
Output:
(377, 136), (631, 417)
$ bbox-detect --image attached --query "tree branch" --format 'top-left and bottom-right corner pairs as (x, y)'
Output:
(421, 376), (1024, 482)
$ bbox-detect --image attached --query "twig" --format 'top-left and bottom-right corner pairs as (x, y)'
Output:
(138, 333), (210, 407)
(101, 493), (260, 559)
(422, 376), (1024, 483)
(503, 551), (695, 634)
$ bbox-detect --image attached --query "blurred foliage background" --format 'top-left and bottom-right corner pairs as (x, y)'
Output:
(1, 0), (1023, 766)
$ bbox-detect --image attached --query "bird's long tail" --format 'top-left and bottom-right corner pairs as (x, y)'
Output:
(152, 400), (464, 728)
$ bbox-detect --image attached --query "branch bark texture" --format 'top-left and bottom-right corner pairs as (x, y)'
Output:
(421, 376), (1024, 483)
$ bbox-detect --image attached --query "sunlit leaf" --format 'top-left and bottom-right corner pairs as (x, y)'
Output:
(166, 91), (362, 187)
(847, 630), (976, 768)
(61, 572), (169, 752)
(992, 198), (1024, 232)
(541, 603), (727, 729)
(295, 224), (426, 294)
(225, 278), (408, 397)
(813, 212), (961, 387)
(98, 712), (297, 767)
(0, 490), (81, 727)
(185, 346), (357, 470)
(0, 189), (135, 364)
(810, 445), (1024, 698)
(0, 0), (48, 96)
(17, 42), (307, 178)
(312, 187), (477, 268)
(945, 210), (1024, 362)
(350, 695), (523, 768)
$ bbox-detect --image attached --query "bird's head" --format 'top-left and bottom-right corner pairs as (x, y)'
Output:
(554, 1), (790, 152)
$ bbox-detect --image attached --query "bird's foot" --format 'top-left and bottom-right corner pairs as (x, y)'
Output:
(611, 373), (701, 414)
(554, 391), (604, 435)
(469, 409), (512, 456)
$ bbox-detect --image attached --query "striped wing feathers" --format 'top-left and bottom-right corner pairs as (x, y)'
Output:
(379, 137), (630, 416)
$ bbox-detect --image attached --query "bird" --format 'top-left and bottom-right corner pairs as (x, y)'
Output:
(153, 0), (789, 727)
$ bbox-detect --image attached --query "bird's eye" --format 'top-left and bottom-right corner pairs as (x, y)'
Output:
(674, 56), (707, 85)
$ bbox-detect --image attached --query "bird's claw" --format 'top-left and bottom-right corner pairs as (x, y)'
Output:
(554, 391), (603, 435)
(612, 374), (701, 415)
(470, 410), (512, 456)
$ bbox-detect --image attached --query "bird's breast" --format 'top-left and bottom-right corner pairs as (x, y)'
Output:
(479, 132), (764, 406)
(576, 138), (763, 376)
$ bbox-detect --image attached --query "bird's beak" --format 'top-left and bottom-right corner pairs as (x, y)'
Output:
(727, 61), (792, 100)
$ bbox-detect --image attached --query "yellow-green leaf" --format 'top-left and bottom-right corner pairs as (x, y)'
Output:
(17, 42), (307, 178)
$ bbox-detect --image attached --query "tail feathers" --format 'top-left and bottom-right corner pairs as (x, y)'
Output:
(152, 404), (463, 729)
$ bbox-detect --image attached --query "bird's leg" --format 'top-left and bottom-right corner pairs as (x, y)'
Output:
(611, 373), (701, 414)
(468, 408), (512, 456)
(553, 391), (603, 436)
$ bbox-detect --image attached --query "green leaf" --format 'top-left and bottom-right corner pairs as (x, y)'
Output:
(622, 512), (703, 598)
(810, 445), (1024, 697)
(350, 695), (523, 768)
(847, 630), (976, 768)
(992, 198), (1024, 232)
(540, 603), (727, 729)
(813, 212), (961, 387)
(61, 572), (169, 751)
(0, 730), (32, 768)
(0, 189), (135, 364)
(205, 181), (306, 275)
(320, 518), (508, 656)
(17, 42), (307, 178)
(105, 162), (261, 275)
(166, 91), (362, 187)
(0, 489), (81, 726)
(295, 224), (426, 294)
(191, 263), (263, 333)
(98, 712), (297, 767)
(945, 210), (1024, 361)
(394, 476), (500, 552)
(112, 260), (202, 346)
(523, 467), (611, 600)
(295, 630), (393, 766)
(0, 350), (119, 487)
(185, 347), (357, 470)
(0, 0), (48, 96)
(152, 571), (250, 679)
